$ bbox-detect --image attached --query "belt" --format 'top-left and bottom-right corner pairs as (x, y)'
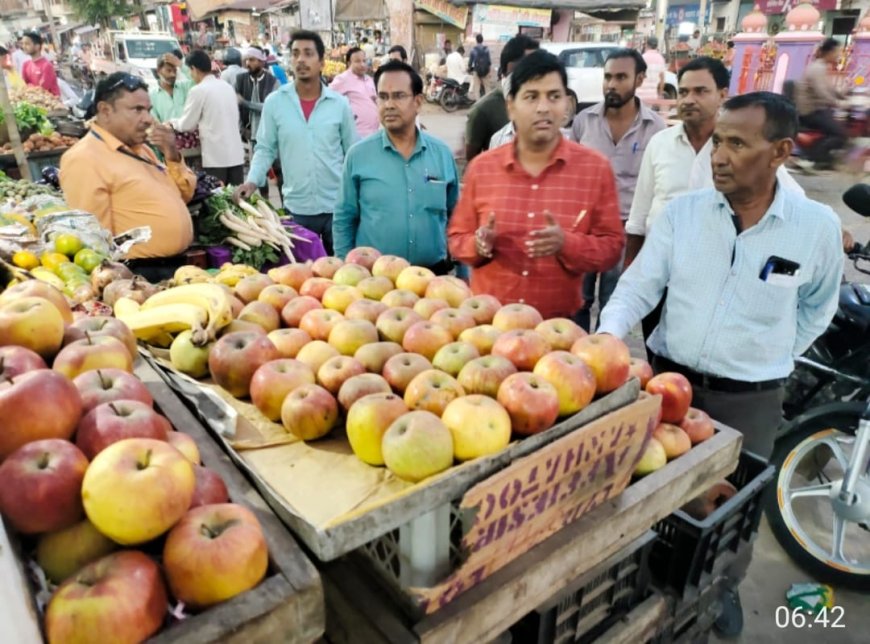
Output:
(423, 258), (454, 276)
(125, 254), (187, 270)
(653, 355), (784, 394)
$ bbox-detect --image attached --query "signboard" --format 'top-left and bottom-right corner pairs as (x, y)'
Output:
(472, 3), (552, 42)
(756, 0), (836, 14)
(301, 0), (333, 30)
(416, 0), (469, 29)
(665, 3), (712, 27)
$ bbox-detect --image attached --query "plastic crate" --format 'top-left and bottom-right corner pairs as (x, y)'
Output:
(510, 531), (657, 644)
(26, 150), (66, 179)
(648, 577), (727, 644)
(649, 450), (775, 597)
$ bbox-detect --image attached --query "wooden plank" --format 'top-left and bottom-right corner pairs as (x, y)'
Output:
(596, 592), (669, 644)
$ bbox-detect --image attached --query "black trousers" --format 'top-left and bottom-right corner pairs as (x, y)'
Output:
(203, 165), (245, 187)
(800, 109), (848, 164)
(640, 291), (666, 363)
(293, 213), (333, 255)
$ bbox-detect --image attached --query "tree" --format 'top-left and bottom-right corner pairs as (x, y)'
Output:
(67, 0), (130, 28)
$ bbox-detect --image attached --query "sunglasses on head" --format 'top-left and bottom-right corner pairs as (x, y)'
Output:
(97, 73), (148, 100)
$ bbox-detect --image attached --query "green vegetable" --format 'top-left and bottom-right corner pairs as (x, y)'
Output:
(197, 187), (279, 269)
(0, 102), (53, 134)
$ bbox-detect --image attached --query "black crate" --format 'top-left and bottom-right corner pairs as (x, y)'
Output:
(649, 450), (775, 598)
(511, 531), (657, 644)
(648, 577), (727, 644)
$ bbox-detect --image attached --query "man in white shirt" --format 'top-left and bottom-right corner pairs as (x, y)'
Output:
(171, 50), (245, 185)
(446, 45), (468, 84)
(11, 39), (29, 75)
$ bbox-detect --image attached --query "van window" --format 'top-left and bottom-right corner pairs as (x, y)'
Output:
(123, 39), (179, 60)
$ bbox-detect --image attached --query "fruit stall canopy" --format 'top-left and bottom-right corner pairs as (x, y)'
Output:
(335, 0), (387, 21)
(447, 0), (646, 9)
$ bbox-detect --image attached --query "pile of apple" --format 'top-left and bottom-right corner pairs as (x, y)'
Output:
(0, 282), (270, 643)
(165, 247), (648, 483)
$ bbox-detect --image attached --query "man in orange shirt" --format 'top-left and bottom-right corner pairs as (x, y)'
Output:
(448, 51), (623, 319)
(60, 73), (195, 280)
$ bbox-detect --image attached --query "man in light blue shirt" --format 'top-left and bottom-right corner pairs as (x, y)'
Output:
(334, 60), (459, 272)
(235, 30), (357, 253)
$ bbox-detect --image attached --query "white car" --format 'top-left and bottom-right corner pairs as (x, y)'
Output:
(92, 32), (182, 91)
(539, 42), (678, 108)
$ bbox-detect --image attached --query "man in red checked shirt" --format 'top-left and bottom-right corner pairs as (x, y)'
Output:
(448, 50), (624, 319)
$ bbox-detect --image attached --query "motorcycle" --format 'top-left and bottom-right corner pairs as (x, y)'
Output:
(424, 73), (445, 104)
(764, 183), (870, 590)
(438, 78), (475, 113)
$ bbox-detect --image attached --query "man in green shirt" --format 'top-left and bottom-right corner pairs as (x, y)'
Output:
(333, 60), (459, 273)
(150, 54), (191, 122)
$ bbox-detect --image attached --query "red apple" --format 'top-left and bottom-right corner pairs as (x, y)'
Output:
(459, 294), (502, 325)
(535, 317), (586, 351)
(492, 303), (544, 331)
(337, 373), (393, 411)
(345, 298), (388, 323)
(680, 407), (715, 444)
(267, 328), (312, 359)
(403, 369), (465, 416)
(395, 266), (436, 296)
(208, 332), (281, 398)
(317, 355), (367, 395)
(628, 358), (654, 388)
(0, 345), (47, 379)
(653, 423), (692, 459)
(646, 372), (694, 424)
(0, 295), (65, 359)
(402, 320), (454, 361)
(300, 276), (335, 300)
(73, 368), (154, 413)
(533, 351), (596, 416)
(457, 355), (517, 398)
(281, 384), (338, 440)
(189, 464), (230, 508)
(372, 254), (410, 282)
(328, 318), (379, 356)
(268, 262), (313, 290)
(280, 295), (322, 327)
(376, 306), (423, 344)
(497, 372), (560, 435)
(346, 246), (382, 270)
(0, 279), (73, 324)
(570, 334), (631, 394)
(312, 256), (344, 278)
(250, 358), (316, 421)
(0, 439), (88, 533)
(75, 400), (170, 460)
(300, 308), (345, 341)
(430, 308), (477, 338)
(53, 335), (133, 380)
(380, 288), (420, 308)
(413, 297), (450, 320)
(459, 324), (502, 355)
(219, 319), (267, 337)
(63, 316), (137, 358)
(355, 341), (404, 373)
(258, 284), (298, 313)
(230, 295), (245, 318)
(234, 274), (274, 303)
(491, 329), (550, 371)
(382, 352), (433, 393)
(432, 341), (480, 377)
(424, 276), (472, 307)
(238, 300), (281, 332)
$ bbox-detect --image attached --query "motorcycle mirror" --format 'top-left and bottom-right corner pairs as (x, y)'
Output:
(842, 183), (870, 218)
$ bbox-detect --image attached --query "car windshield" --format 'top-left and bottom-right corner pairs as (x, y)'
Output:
(123, 39), (178, 60)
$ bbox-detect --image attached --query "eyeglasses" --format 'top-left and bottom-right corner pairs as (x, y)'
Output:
(377, 92), (413, 104)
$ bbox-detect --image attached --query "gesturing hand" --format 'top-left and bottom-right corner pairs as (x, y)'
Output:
(233, 182), (258, 202)
(475, 212), (496, 258)
(526, 211), (565, 258)
(146, 124), (180, 162)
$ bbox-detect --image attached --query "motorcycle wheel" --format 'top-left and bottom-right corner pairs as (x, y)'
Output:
(440, 88), (459, 113)
(764, 411), (870, 590)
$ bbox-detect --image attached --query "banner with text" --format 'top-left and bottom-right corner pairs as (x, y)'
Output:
(472, 3), (552, 42)
(756, 0), (836, 15)
(416, 0), (469, 29)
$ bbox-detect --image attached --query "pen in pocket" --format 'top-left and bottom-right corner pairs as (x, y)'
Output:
(572, 209), (588, 230)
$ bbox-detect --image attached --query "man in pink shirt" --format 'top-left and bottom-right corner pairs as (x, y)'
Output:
(329, 46), (379, 138)
(21, 31), (60, 97)
(637, 36), (666, 104)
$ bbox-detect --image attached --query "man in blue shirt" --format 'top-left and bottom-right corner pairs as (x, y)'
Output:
(333, 61), (459, 273)
(235, 30), (357, 254)
(598, 92), (842, 636)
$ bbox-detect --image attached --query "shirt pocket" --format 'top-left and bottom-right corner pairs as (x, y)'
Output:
(422, 182), (448, 215)
(747, 277), (801, 325)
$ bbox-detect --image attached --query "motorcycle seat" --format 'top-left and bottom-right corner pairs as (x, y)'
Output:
(839, 283), (870, 331)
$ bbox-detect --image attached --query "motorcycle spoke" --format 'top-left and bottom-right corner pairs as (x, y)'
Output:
(819, 436), (851, 471)
(788, 482), (833, 500)
(831, 514), (848, 563)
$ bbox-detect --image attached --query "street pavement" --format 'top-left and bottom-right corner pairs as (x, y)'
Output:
(419, 103), (870, 643)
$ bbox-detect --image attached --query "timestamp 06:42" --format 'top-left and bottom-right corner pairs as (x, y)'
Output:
(775, 606), (846, 629)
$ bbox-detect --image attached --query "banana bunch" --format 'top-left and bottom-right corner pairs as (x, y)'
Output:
(114, 283), (234, 347)
(173, 265), (212, 285)
(212, 262), (258, 287)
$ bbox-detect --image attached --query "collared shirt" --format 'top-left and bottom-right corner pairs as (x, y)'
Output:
(248, 82), (357, 215)
(571, 100), (667, 220)
(150, 80), (191, 122)
(329, 69), (379, 138)
(59, 124), (195, 260)
(599, 183), (843, 381)
(171, 75), (245, 169)
(446, 51), (468, 84)
(220, 64), (244, 87)
(334, 128), (459, 265)
(22, 57), (59, 96)
(448, 139), (624, 319)
(489, 122), (572, 150)
(465, 88), (509, 157)
(627, 123), (804, 236)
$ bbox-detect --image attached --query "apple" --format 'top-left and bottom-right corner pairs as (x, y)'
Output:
(355, 341), (404, 373)
(459, 324), (502, 355)
(281, 295), (323, 327)
(300, 276), (335, 300)
(492, 303), (544, 331)
(0, 279), (73, 324)
(219, 319), (267, 337)
(337, 373), (393, 411)
(634, 437), (667, 476)
(190, 464), (230, 508)
(457, 355), (517, 398)
(680, 407), (715, 444)
(395, 266), (436, 296)
(681, 481), (738, 520)
(533, 351), (596, 416)
(75, 400), (170, 460)
(230, 295), (245, 318)
(403, 369), (465, 416)
(36, 518), (117, 584)
(238, 300), (281, 332)
(311, 256), (343, 278)
(333, 263), (371, 287)
(570, 334), (631, 394)
(267, 328), (312, 359)
(281, 383), (338, 440)
(497, 373), (560, 435)
(0, 345), (48, 379)
(73, 368), (153, 413)
(208, 332), (281, 398)
(300, 308), (345, 341)
(250, 358), (315, 421)
(459, 295), (502, 325)
(628, 358), (654, 388)
(328, 318), (379, 356)
(376, 306), (423, 344)
(381, 288), (420, 308)
(63, 316), (138, 358)
(430, 308), (477, 338)
(0, 295), (65, 359)
(345, 298), (389, 323)
(82, 438), (195, 544)
(0, 369), (83, 459)
(268, 262), (313, 290)
(0, 439), (88, 533)
(382, 411), (454, 482)
(442, 395), (512, 461)
(234, 274), (274, 303)
(653, 423), (692, 459)
(346, 392), (408, 465)
(258, 284), (299, 314)
(432, 341), (480, 377)
(322, 284), (363, 312)
(346, 246), (382, 270)
(295, 340), (341, 373)
(382, 352), (433, 393)
(425, 276), (472, 307)
(169, 329), (212, 378)
(372, 254), (410, 282)
(357, 276), (394, 301)
(402, 321), (453, 361)
(317, 355), (367, 394)
(491, 329), (550, 371)
(54, 335), (133, 379)
(45, 551), (168, 643)
(535, 318), (586, 351)
(164, 503), (268, 608)
(413, 297), (450, 320)
(167, 431), (200, 464)
(646, 372), (693, 424)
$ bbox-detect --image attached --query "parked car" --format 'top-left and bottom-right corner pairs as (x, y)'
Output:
(92, 31), (182, 90)
(539, 42), (678, 108)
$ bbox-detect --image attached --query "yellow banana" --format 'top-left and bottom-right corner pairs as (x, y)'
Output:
(173, 265), (212, 285)
(117, 302), (209, 345)
(113, 297), (142, 319)
(213, 270), (245, 287)
(30, 267), (65, 290)
(140, 283), (233, 338)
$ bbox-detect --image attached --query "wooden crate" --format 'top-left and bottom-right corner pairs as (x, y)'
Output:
(0, 361), (325, 644)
